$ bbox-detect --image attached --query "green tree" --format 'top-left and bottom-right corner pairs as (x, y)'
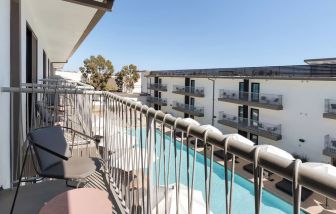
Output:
(115, 73), (123, 92)
(118, 64), (140, 93)
(79, 55), (114, 90)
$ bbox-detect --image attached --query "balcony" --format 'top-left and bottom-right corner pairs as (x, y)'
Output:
(172, 101), (204, 117)
(147, 83), (167, 91)
(323, 99), (336, 119)
(0, 78), (335, 214)
(218, 89), (283, 110)
(146, 96), (167, 106)
(217, 112), (282, 140)
(323, 135), (336, 157)
(172, 85), (205, 97)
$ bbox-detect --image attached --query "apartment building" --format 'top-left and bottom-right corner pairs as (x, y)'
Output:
(0, 0), (113, 189)
(146, 59), (336, 164)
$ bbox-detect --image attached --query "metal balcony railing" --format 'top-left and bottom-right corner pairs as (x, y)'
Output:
(146, 96), (167, 106)
(323, 99), (336, 119)
(172, 85), (205, 97)
(172, 101), (204, 117)
(147, 83), (167, 91)
(218, 89), (283, 110)
(217, 112), (282, 140)
(323, 135), (336, 157)
(2, 78), (336, 214)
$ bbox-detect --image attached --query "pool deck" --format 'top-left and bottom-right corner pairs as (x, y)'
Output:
(173, 133), (336, 214)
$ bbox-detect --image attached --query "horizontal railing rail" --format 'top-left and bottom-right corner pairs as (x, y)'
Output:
(1, 81), (336, 214)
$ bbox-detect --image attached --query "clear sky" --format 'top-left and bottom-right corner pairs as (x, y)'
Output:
(63, 0), (336, 72)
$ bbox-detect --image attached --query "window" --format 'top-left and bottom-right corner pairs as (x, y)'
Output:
(238, 130), (248, 138)
(190, 80), (195, 93)
(239, 80), (249, 100)
(250, 108), (259, 127)
(43, 50), (47, 79)
(251, 83), (260, 101)
(250, 134), (258, 145)
(190, 97), (195, 106)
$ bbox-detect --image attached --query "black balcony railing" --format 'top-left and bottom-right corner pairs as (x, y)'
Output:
(217, 112), (282, 140)
(218, 89), (283, 110)
(323, 99), (336, 119)
(323, 135), (336, 157)
(172, 85), (205, 97)
(146, 96), (167, 106)
(172, 101), (204, 117)
(147, 83), (167, 91)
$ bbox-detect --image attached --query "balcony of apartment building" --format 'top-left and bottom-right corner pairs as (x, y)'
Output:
(147, 83), (168, 91)
(172, 85), (205, 97)
(146, 96), (167, 106)
(217, 112), (282, 140)
(323, 135), (336, 158)
(323, 99), (336, 119)
(218, 89), (283, 110)
(172, 101), (204, 117)
(1, 78), (336, 214)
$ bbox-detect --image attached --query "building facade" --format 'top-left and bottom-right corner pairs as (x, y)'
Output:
(146, 61), (336, 164)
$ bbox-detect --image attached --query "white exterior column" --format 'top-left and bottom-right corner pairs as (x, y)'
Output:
(0, 0), (11, 189)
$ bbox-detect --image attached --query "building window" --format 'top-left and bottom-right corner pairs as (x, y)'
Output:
(43, 50), (47, 79)
(251, 83), (260, 101)
(250, 134), (258, 145)
(250, 108), (259, 127)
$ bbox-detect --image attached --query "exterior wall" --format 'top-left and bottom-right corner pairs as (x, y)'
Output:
(0, 0), (54, 188)
(0, 0), (11, 189)
(21, 0), (49, 84)
(249, 79), (336, 162)
(140, 72), (148, 94)
(145, 75), (336, 163)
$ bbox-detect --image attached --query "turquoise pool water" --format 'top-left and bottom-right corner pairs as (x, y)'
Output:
(134, 129), (304, 214)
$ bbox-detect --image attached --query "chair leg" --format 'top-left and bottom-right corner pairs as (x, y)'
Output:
(10, 145), (30, 214)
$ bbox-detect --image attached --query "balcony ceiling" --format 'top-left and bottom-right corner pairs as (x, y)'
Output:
(26, 0), (106, 69)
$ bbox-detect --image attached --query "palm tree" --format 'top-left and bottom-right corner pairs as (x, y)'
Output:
(118, 64), (140, 93)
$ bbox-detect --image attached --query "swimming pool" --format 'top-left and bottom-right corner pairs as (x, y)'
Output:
(134, 129), (304, 214)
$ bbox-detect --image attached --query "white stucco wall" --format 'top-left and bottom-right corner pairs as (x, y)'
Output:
(0, 0), (53, 188)
(0, 0), (11, 189)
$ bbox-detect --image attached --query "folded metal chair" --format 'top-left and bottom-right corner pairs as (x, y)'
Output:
(10, 126), (102, 214)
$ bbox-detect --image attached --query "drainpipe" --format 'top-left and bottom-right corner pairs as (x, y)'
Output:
(208, 78), (215, 126)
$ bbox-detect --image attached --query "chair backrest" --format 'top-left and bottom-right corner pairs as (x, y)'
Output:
(35, 101), (54, 123)
(28, 126), (71, 171)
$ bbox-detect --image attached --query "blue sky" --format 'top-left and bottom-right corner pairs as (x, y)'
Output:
(63, 0), (336, 72)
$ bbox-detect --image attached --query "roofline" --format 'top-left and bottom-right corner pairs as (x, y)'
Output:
(146, 64), (336, 80)
(62, 0), (114, 11)
(65, 0), (115, 61)
(304, 57), (336, 64)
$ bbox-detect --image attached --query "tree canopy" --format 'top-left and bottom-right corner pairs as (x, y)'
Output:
(79, 55), (114, 90)
(116, 64), (140, 93)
